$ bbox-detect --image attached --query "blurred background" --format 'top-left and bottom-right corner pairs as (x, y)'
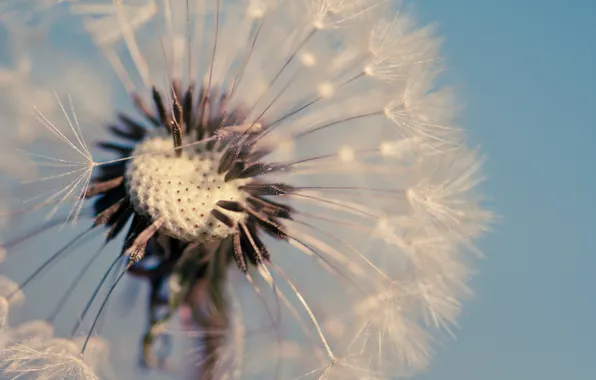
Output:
(415, 1), (596, 379)
(1, 0), (595, 379)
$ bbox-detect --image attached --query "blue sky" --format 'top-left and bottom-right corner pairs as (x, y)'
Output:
(414, 1), (596, 379)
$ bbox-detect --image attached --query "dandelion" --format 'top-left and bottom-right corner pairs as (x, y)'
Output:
(0, 276), (107, 379)
(0, 0), (491, 379)
(0, 338), (101, 380)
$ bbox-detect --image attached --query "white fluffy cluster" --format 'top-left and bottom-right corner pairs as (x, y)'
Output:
(126, 130), (248, 241)
(0, 276), (107, 380)
(0, 0), (491, 379)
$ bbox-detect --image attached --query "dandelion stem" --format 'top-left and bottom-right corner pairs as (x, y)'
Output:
(81, 268), (128, 354)
(71, 255), (123, 337)
(265, 263), (335, 361)
(8, 227), (96, 301)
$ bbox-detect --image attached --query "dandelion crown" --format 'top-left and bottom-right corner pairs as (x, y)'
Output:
(0, 1), (491, 379)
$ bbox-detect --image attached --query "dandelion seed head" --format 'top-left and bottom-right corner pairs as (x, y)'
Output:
(347, 284), (432, 375)
(0, 276), (24, 305)
(0, 338), (99, 380)
(403, 150), (491, 241)
(8, 321), (54, 344)
(0, 0), (492, 378)
(126, 130), (250, 242)
(73, 336), (114, 378)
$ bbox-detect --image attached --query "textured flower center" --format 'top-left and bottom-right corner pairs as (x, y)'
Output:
(125, 131), (249, 242)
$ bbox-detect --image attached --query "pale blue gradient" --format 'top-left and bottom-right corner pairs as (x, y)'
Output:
(414, 1), (596, 379)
